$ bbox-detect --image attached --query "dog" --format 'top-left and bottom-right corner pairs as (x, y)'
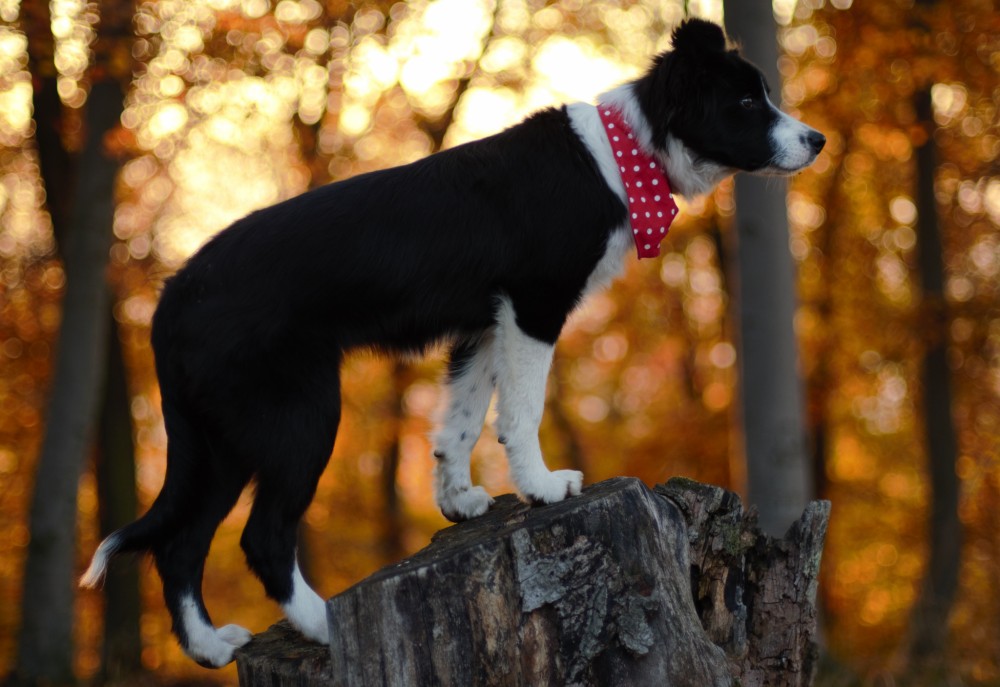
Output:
(81, 18), (825, 667)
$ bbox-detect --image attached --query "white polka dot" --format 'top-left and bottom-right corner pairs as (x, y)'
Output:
(660, 227), (666, 233)
(645, 212), (651, 218)
(604, 110), (611, 115)
(669, 194), (674, 199)
(632, 149), (638, 155)
(620, 166), (626, 172)
(672, 208), (677, 215)
(647, 228), (652, 234)
(652, 179), (659, 185)
(608, 123), (614, 129)
(654, 195), (661, 201)
(627, 134), (634, 139)
(613, 135), (619, 141)
(650, 162), (656, 168)
(641, 197), (646, 202)
(633, 165), (640, 172)
(616, 151), (622, 157)
(636, 181), (643, 187)
(632, 213), (638, 219)
(644, 244), (650, 249)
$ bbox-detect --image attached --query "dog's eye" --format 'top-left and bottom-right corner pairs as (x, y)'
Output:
(740, 96), (757, 110)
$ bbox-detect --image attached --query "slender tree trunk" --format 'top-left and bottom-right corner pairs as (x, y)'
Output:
(30, 81), (75, 248)
(379, 362), (408, 563)
(96, 312), (143, 682)
(14, 77), (125, 685)
(905, 86), (961, 666)
(722, 0), (812, 536)
(24, 1), (76, 247)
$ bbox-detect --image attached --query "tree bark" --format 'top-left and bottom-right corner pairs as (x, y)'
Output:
(904, 86), (961, 666)
(657, 479), (829, 686)
(723, 0), (813, 536)
(236, 477), (830, 687)
(95, 312), (143, 682)
(14, 77), (125, 686)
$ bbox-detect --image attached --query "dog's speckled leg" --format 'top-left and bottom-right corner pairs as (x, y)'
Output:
(433, 332), (496, 521)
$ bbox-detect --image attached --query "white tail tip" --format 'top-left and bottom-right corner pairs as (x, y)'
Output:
(79, 534), (120, 589)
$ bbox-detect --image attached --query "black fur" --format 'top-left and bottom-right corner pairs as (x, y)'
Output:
(111, 106), (627, 647)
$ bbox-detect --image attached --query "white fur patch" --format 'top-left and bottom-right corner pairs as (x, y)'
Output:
(433, 332), (497, 521)
(566, 101), (628, 205)
(765, 93), (823, 173)
(565, 102), (638, 299)
(179, 595), (252, 667)
(661, 135), (734, 198)
(493, 297), (583, 504)
(282, 561), (330, 644)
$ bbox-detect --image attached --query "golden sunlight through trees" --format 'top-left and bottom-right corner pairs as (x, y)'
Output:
(0, 0), (997, 684)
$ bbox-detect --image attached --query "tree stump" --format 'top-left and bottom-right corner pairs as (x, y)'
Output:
(236, 477), (830, 687)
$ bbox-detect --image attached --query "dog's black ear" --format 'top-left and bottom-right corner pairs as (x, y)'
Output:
(671, 18), (727, 53)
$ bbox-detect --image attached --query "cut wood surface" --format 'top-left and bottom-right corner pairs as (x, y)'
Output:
(236, 477), (830, 687)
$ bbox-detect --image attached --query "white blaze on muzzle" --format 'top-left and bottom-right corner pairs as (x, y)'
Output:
(766, 93), (826, 173)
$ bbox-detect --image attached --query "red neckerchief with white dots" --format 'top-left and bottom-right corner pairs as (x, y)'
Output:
(597, 105), (679, 259)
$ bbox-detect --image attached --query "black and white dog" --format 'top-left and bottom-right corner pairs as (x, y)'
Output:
(82, 19), (824, 667)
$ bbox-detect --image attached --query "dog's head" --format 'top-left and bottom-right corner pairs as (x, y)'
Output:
(632, 19), (825, 195)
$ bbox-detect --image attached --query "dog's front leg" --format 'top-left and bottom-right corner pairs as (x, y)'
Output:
(433, 332), (497, 522)
(494, 298), (584, 504)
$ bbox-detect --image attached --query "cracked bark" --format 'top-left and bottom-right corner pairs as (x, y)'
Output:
(237, 477), (829, 686)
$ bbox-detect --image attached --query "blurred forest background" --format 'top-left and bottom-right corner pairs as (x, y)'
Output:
(0, 0), (997, 685)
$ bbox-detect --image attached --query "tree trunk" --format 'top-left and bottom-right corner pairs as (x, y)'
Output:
(658, 479), (828, 686)
(14, 77), (125, 685)
(722, 0), (813, 536)
(95, 312), (143, 681)
(904, 86), (961, 667)
(236, 477), (830, 687)
(379, 361), (408, 563)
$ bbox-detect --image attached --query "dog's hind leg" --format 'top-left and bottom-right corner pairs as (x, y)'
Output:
(493, 296), (583, 504)
(433, 331), (497, 522)
(152, 406), (254, 668)
(239, 384), (340, 645)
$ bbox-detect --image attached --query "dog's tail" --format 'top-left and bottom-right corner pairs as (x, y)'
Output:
(80, 392), (199, 589)
(79, 517), (157, 588)
(79, 465), (187, 588)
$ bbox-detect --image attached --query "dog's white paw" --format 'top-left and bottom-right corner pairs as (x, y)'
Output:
(185, 622), (251, 668)
(438, 485), (494, 522)
(217, 624), (253, 648)
(180, 595), (252, 668)
(520, 469), (584, 505)
(289, 610), (329, 645)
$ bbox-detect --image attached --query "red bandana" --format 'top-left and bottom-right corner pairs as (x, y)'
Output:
(597, 105), (679, 259)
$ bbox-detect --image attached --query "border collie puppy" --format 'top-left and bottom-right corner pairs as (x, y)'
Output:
(81, 18), (824, 667)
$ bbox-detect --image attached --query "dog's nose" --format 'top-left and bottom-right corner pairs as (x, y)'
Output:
(805, 130), (826, 155)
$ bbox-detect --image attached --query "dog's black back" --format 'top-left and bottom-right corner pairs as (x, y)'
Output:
(158, 108), (624, 363)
